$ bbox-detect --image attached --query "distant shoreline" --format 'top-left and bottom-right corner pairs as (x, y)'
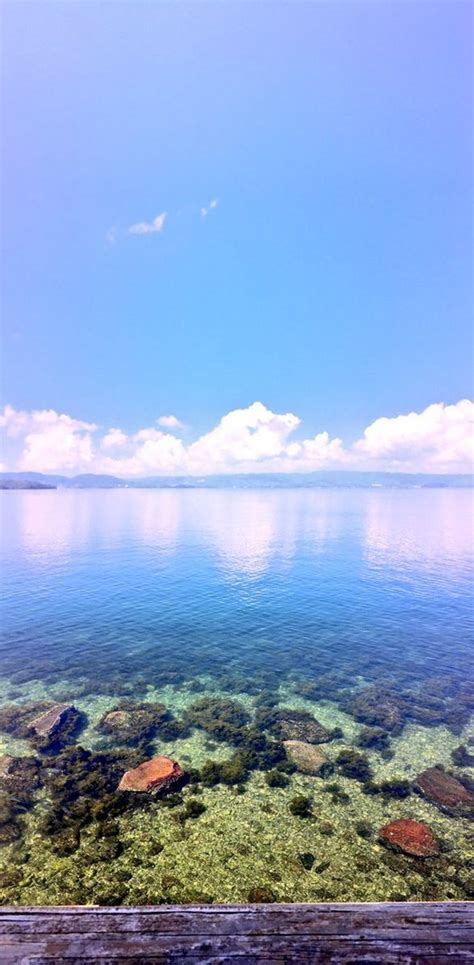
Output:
(1, 470), (472, 492)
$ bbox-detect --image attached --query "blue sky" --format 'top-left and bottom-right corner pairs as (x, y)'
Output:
(1, 2), (472, 475)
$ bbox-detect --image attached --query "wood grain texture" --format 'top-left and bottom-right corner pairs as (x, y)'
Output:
(1, 902), (473, 963)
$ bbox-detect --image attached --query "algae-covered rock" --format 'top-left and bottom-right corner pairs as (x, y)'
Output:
(0, 754), (41, 794)
(356, 727), (390, 751)
(265, 769), (290, 788)
(0, 702), (51, 738)
(98, 700), (169, 746)
(336, 748), (373, 782)
(355, 820), (373, 839)
(181, 798), (206, 820)
(283, 740), (333, 776)
(51, 827), (80, 856)
(349, 688), (404, 733)
(185, 697), (249, 730)
(183, 697), (251, 745)
(451, 745), (474, 768)
(258, 707), (331, 744)
(0, 753), (43, 846)
(0, 756), (14, 779)
(289, 795), (312, 817)
(247, 886), (276, 902)
(118, 756), (184, 794)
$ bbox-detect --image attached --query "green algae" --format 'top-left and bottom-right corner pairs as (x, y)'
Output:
(0, 678), (473, 905)
(1, 763), (473, 905)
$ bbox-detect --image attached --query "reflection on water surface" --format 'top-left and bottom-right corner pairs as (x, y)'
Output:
(0, 489), (473, 905)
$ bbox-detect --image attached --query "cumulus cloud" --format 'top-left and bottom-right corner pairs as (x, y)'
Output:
(157, 415), (186, 430)
(0, 400), (472, 477)
(128, 212), (167, 235)
(354, 400), (474, 472)
(102, 428), (128, 449)
(187, 402), (301, 472)
(0, 406), (97, 473)
(200, 198), (218, 217)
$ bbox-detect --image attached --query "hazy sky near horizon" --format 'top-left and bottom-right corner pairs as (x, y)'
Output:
(1, 1), (472, 475)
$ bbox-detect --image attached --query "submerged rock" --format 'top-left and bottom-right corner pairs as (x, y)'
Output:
(336, 748), (372, 782)
(350, 688), (404, 733)
(0, 755), (14, 778)
(30, 703), (77, 739)
(271, 709), (331, 744)
(283, 740), (333, 776)
(415, 766), (474, 816)
(289, 794), (312, 817)
(0, 754), (41, 792)
(0, 702), (51, 738)
(98, 701), (168, 745)
(379, 819), (439, 857)
(451, 745), (474, 768)
(117, 755), (184, 794)
(0, 754), (42, 847)
(356, 727), (390, 751)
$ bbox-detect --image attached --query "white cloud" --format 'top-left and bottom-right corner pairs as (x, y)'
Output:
(0, 406), (97, 473)
(157, 415), (186, 430)
(102, 428), (128, 449)
(1, 400), (472, 477)
(105, 226), (117, 246)
(129, 212), (167, 235)
(201, 198), (219, 217)
(354, 400), (474, 472)
(187, 402), (301, 472)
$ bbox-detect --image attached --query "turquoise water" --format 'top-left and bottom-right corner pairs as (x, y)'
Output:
(0, 488), (473, 904)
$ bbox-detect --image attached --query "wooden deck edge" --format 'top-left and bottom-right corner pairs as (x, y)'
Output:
(1, 901), (473, 963)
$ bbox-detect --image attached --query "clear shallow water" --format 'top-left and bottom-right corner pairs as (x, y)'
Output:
(0, 488), (473, 904)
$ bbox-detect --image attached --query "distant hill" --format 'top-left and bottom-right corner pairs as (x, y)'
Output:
(0, 471), (472, 489)
(0, 478), (57, 490)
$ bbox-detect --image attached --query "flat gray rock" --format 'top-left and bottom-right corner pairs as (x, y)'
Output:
(284, 740), (333, 776)
(30, 703), (76, 738)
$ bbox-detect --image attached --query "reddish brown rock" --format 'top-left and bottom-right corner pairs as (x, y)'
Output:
(415, 766), (474, 816)
(379, 819), (439, 857)
(29, 703), (76, 738)
(117, 755), (184, 794)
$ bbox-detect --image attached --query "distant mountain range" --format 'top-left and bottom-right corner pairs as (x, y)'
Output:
(0, 471), (472, 489)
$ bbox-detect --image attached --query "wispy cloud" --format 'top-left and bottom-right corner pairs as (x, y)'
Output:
(1, 400), (473, 477)
(108, 200), (217, 244)
(200, 198), (219, 218)
(128, 212), (167, 235)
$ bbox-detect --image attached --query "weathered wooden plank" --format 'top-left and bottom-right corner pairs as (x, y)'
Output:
(0, 917), (474, 943)
(1, 902), (472, 934)
(2, 925), (474, 942)
(0, 937), (473, 964)
(1, 903), (473, 964)
(1, 909), (473, 940)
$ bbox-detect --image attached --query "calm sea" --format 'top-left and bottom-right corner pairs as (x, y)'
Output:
(0, 488), (473, 905)
(1, 488), (472, 691)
